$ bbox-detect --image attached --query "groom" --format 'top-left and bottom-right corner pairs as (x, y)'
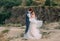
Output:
(25, 11), (31, 34)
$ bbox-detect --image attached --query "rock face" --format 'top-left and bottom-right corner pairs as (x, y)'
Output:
(5, 6), (60, 25)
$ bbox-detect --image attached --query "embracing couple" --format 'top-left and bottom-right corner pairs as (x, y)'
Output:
(24, 8), (43, 40)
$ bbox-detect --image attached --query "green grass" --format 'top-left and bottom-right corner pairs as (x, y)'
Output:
(2, 29), (9, 34)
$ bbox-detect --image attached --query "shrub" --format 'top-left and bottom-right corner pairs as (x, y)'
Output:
(26, 0), (33, 6)
(0, 0), (22, 24)
(0, 10), (11, 24)
(45, 0), (58, 6)
(0, 0), (22, 8)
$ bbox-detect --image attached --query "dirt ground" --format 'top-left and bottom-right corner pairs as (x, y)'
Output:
(0, 22), (60, 41)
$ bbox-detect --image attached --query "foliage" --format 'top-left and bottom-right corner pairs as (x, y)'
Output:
(45, 0), (50, 6)
(2, 29), (9, 34)
(45, 0), (58, 6)
(0, 10), (11, 24)
(0, 0), (22, 24)
(51, 1), (58, 6)
(26, 0), (33, 6)
(0, 0), (22, 8)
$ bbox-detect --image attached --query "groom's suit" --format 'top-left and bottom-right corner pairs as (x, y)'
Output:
(25, 11), (30, 33)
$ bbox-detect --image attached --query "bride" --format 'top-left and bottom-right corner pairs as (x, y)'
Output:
(24, 8), (43, 39)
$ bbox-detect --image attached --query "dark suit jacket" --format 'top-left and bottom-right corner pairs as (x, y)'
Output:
(25, 12), (30, 33)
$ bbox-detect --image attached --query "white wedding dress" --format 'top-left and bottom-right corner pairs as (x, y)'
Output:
(24, 17), (43, 39)
(24, 11), (43, 39)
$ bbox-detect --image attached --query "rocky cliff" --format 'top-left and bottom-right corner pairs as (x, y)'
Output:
(5, 6), (60, 25)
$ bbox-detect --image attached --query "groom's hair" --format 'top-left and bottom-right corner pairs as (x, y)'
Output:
(29, 8), (33, 13)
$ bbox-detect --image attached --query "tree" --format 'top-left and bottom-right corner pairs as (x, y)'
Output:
(45, 0), (50, 6)
(45, 0), (58, 6)
(0, 0), (22, 8)
(0, 0), (22, 24)
(26, 0), (33, 6)
(21, 0), (26, 6)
